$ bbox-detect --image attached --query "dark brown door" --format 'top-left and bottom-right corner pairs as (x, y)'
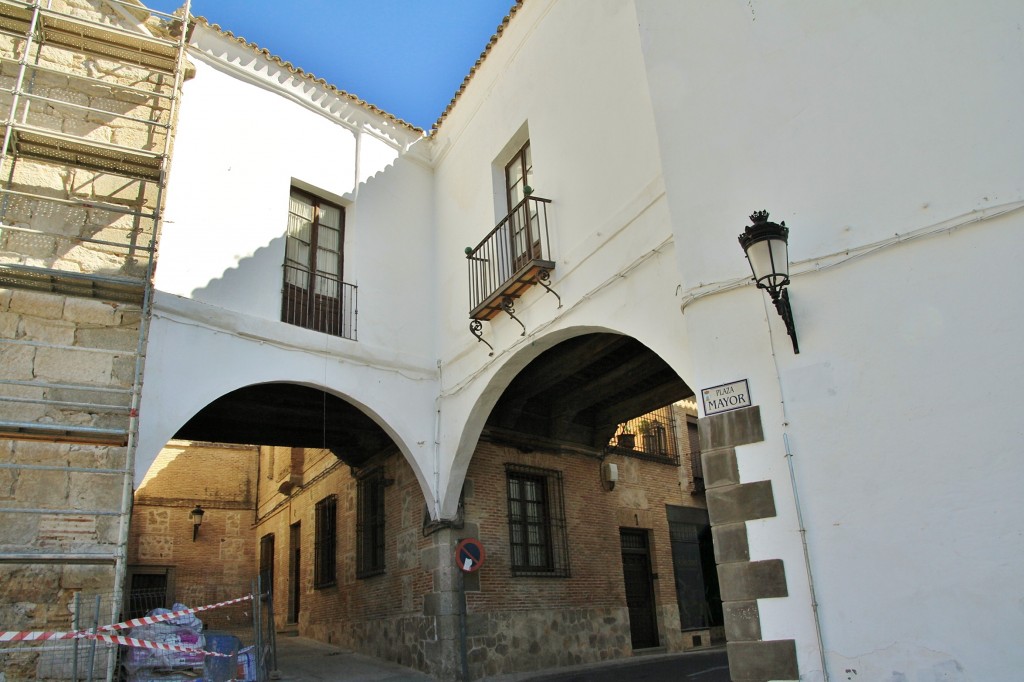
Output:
(621, 528), (659, 649)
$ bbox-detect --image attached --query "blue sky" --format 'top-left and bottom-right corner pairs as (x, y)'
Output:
(144, 1), (516, 130)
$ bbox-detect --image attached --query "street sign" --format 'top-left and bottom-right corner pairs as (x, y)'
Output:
(701, 379), (751, 416)
(455, 538), (486, 573)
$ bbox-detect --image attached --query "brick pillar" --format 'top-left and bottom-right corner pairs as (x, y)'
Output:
(421, 527), (466, 680)
(699, 406), (799, 682)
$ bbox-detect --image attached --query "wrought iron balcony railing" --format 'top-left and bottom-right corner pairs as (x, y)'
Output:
(607, 408), (680, 465)
(466, 195), (556, 322)
(281, 264), (357, 340)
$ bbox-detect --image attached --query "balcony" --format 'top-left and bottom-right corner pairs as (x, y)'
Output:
(281, 264), (357, 340)
(607, 407), (680, 465)
(466, 196), (554, 321)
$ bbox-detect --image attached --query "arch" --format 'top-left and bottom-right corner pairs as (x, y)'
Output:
(137, 378), (435, 510)
(440, 324), (696, 517)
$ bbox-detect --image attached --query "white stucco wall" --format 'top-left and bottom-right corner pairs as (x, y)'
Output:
(636, 0), (1024, 679)
(429, 0), (692, 515)
(139, 26), (440, 499)
(135, 2), (1024, 677)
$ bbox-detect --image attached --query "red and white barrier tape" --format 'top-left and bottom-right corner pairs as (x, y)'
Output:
(0, 593), (254, 648)
(102, 594), (253, 632)
(90, 632), (232, 657)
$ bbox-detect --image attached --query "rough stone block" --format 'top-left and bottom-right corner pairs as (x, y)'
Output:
(723, 600), (761, 641)
(63, 297), (120, 325)
(112, 126), (161, 149)
(706, 480), (777, 525)
(60, 564), (116, 594)
(75, 326), (138, 351)
(68, 472), (120, 512)
(727, 639), (799, 681)
(21, 316), (76, 345)
(61, 244), (126, 274)
(25, 109), (63, 133)
(9, 290), (65, 319)
(4, 230), (56, 257)
(64, 113), (113, 140)
(702, 447), (739, 489)
(397, 528), (419, 570)
(699, 406), (764, 451)
(0, 344), (35, 381)
(718, 559), (788, 601)
(711, 522), (750, 564)
(420, 544), (441, 572)
(11, 159), (71, 192)
(35, 346), (113, 385)
(219, 538), (245, 559)
(111, 354), (137, 387)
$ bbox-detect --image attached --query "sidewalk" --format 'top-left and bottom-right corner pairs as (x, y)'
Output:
(274, 636), (432, 681)
(272, 636), (729, 681)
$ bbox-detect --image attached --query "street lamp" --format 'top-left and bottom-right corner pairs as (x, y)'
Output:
(739, 210), (799, 353)
(189, 504), (205, 542)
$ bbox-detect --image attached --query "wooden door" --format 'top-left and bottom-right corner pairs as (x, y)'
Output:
(620, 528), (659, 649)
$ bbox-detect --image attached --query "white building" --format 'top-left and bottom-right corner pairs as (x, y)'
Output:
(4, 0), (1015, 680)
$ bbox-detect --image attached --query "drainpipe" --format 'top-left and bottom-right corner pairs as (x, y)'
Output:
(765, 297), (830, 681)
(783, 432), (829, 681)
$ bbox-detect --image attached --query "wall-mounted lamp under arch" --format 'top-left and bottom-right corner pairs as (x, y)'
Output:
(189, 504), (205, 542)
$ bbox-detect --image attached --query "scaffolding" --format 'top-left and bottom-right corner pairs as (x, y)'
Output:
(0, 0), (190, 679)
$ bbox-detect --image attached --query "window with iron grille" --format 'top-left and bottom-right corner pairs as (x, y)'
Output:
(282, 187), (355, 338)
(505, 463), (570, 577)
(313, 496), (337, 589)
(356, 470), (385, 578)
(259, 533), (275, 598)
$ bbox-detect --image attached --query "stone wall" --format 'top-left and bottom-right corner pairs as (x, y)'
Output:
(0, 3), (185, 670)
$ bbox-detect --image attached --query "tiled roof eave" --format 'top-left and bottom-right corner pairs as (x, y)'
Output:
(189, 16), (424, 136)
(430, 0), (525, 135)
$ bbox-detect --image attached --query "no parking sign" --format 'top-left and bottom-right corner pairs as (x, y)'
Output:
(455, 538), (486, 573)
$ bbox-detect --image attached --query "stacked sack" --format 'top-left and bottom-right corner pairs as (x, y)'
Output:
(122, 604), (206, 681)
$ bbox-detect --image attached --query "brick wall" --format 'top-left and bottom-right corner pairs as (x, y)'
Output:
(253, 434), (709, 679)
(128, 441), (259, 608)
(458, 440), (696, 676)
(254, 447), (435, 669)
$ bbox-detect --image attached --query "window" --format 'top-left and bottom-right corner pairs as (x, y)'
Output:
(259, 534), (274, 597)
(282, 188), (352, 337)
(356, 470), (385, 578)
(313, 496), (337, 588)
(504, 140), (533, 212)
(503, 141), (540, 272)
(505, 463), (570, 577)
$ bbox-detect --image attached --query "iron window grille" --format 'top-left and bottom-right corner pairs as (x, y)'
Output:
(313, 496), (337, 588)
(505, 463), (570, 578)
(356, 469), (386, 578)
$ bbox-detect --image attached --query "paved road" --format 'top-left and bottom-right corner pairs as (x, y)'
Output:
(274, 636), (729, 681)
(501, 649), (729, 682)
